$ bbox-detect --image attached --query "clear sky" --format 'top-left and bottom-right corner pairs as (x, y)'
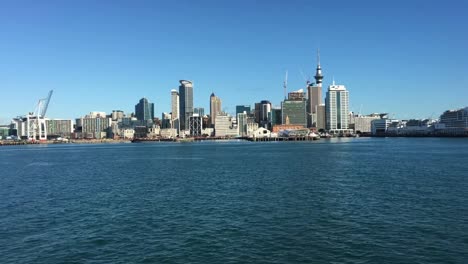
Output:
(0, 0), (467, 123)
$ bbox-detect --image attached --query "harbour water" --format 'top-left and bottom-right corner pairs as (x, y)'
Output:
(1, 138), (467, 263)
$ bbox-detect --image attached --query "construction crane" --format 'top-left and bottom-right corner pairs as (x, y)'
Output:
(28, 90), (53, 141)
(299, 68), (311, 87)
(283, 70), (288, 100)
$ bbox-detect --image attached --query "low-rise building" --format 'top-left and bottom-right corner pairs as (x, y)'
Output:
(160, 128), (177, 138)
(215, 114), (238, 137)
(349, 113), (380, 134)
(251, 127), (271, 138)
(439, 107), (468, 128)
(371, 114), (399, 135)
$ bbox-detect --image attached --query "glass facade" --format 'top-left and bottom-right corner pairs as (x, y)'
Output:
(281, 100), (307, 126)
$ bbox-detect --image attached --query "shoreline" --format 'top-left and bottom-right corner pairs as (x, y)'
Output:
(1, 135), (467, 147)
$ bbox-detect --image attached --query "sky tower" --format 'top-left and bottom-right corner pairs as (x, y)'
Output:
(314, 49), (324, 87)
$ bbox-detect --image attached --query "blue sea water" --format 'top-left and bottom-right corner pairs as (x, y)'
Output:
(0, 138), (467, 263)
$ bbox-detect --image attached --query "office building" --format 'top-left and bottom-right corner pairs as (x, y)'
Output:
(349, 113), (380, 134)
(189, 114), (203, 136)
(161, 112), (172, 129)
(179, 80), (193, 131)
(194, 107), (205, 117)
(254, 100), (271, 128)
(111, 110), (125, 121)
(439, 107), (468, 128)
(82, 116), (112, 139)
(271, 107), (282, 126)
(237, 112), (248, 137)
(46, 119), (73, 138)
(210, 93), (222, 127)
(236, 105), (251, 115)
(371, 114), (400, 135)
(170, 89), (180, 132)
(215, 114), (237, 137)
(325, 80), (350, 133)
(135, 98), (154, 121)
(316, 104), (326, 131)
(281, 89), (307, 126)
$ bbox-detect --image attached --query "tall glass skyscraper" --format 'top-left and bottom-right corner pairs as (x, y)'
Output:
(135, 98), (154, 121)
(179, 80), (193, 131)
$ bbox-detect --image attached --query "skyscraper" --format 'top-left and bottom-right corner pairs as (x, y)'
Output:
(282, 89), (307, 126)
(135, 98), (154, 121)
(194, 107), (205, 117)
(325, 80), (350, 133)
(308, 49), (324, 128)
(236, 105), (251, 115)
(254, 100), (271, 128)
(210, 93), (222, 127)
(171, 89), (180, 131)
(178, 80), (193, 131)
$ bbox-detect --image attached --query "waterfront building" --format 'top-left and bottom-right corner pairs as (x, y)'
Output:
(118, 117), (138, 128)
(254, 100), (272, 128)
(202, 127), (214, 136)
(252, 127), (271, 138)
(236, 105), (251, 115)
(272, 124), (305, 133)
(271, 107), (282, 126)
(237, 112), (248, 137)
(325, 80), (351, 133)
(397, 119), (434, 135)
(281, 89), (307, 127)
(134, 126), (148, 139)
(171, 89), (180, 133)
(0, 126), (9, 139)
(202, 115), (210, 129)
(82, 116), (112, 139)
(135, 98), (154, 121)
(316, 104), (326, 131)
(179, 80), (194, 131)
(215, 114), (238, 137)
(160, 128), (177, 138)
(148, 124), (160, 138)
(46, 119), (73, 138)
(210, 93), (222, 127)
(439, 107), (468, 128)
(111, 110), (125, 121)
(189, 114), (203, 137)
(371, 114), (399, 135)
(246, 118), (259, 136)
(161, 112), (172, 129)
(349, 113), (380, 134)
(122, 129), (135, 139)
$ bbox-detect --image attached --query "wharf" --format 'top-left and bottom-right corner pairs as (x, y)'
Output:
(245, 136), (320, 142)
(0, 140), (40, 146)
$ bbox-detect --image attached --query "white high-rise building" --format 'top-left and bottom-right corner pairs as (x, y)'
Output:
(325, 80), (351, 133)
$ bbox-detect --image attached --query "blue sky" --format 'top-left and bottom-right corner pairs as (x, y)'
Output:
(0, 0), (467, 123)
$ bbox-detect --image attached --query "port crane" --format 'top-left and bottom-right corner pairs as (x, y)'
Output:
(27, 90), (53, 141)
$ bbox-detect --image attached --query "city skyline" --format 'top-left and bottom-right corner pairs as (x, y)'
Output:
(1, 1), (467, 123)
